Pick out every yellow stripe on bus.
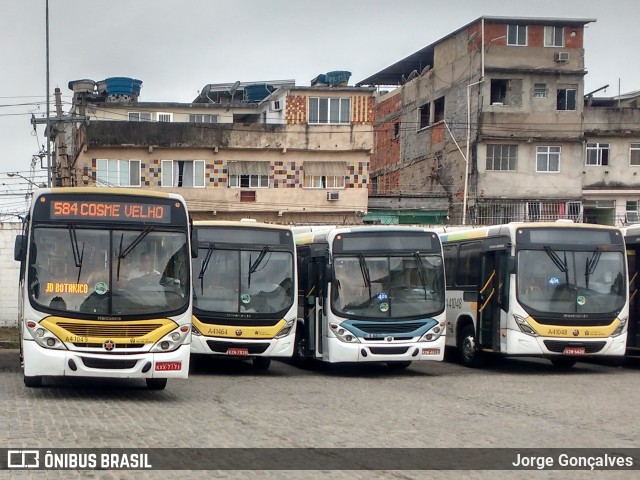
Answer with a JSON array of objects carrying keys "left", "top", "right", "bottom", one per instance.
[
  {"left": 525, "top": 316, "right": 621, "bottom": 338},
  {"left": 193, "top": 316, "right": 286, "bottom": 339},
  {"left": 41, "top": 317, "right": 178, "bottom": 344}
]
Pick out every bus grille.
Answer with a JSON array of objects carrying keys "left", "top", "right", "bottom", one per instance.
[
  {"left": 206, "top": 340, "right": 270, "bottom": 354},
  {"left": 80, "top": 357, "right": 138, "bottom": 369},
  {"left": 368, "top": 346, "right": 410, "bottom": 355},
  {"left": 73, "top": 343, "right": 145, "bottom": 349},
  {"left": 57, "top": 323, "right": 163, "bottom": 337},
  {"left": 543, "top": 340, "right": 606, "bottom": 354},
  {"left": 354, "top": 323, "right": 425, "bottom": 334}
]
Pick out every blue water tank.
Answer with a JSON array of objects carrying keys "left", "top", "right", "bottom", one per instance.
[
  {"left": 105, "top": 77, "right": 138, "bottom": 95},
  {"left": 325, "top": 71, "right": 351, "bottom": 85},
  {"left": 244, "top": 84, "right": 274, "bottom": 102}
]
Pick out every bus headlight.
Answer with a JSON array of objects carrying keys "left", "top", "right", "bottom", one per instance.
[
  {"left": 329, "top": 323, "right": 360, "bottom": 343},
  {"left": 420, "top": 322, "right": 446, "bottom": 342},
  {"left": 275, "top": 319, "right": 295, "bottom": 339},
  {"left": 612, "top": 317, "right": 628, "bottom": 337},
  {"left": 25, "top": 322, "right": 67, "bottom": 350},
  {"left": 514, "top": 314, "right": 538, "bottom": 336},
  {"left": 150, "top": 326, "right": 190, "bottom": 353}
]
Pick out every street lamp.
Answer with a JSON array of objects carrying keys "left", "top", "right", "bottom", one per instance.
[{"left": 7, "top": 173, "right": 46, "bottom": 188}]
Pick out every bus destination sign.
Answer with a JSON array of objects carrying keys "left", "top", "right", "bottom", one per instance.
[{"left": 48, "top": 200, "right": 172, "bottom": 224}]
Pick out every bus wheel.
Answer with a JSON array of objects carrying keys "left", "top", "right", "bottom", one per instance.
[
  {"left": 146, "top": 378, "right": 167, "bottom": 390},
  {"left": 24, "top": 375, "right": 42, "bottom": 388},
  {"left": 387, "top": 361, "right": 412, "bottom": 370},
  {"left": 253, "top": 357, "right": 271, "bottom": 371},
  {"left": 550, "top": 357, "right": 577, "bottom": 369},
  {"left": 460, "top": 324, "right": 483, "bottom": 368}
]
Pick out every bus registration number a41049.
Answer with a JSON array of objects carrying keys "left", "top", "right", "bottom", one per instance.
[{"left": 155, "top": 361, "right": 182, "bottom": 371}]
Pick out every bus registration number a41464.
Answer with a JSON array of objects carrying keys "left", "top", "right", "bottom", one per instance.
[{"left": 155, "top": 361, "right": 182, "bottom": 371}]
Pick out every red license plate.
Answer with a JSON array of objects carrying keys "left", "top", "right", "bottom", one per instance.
[
  {"left": 422, "top": 348, "right": 441, "bottom": 355},
  {"left": 563, "top": 347, "right": 585, "bottom": 356},
  {"left": 155, "top": 361, "right": 182, "bottom": 371},
  {"left": 227, "top": 348, "right": 249, "bottom": 357}
]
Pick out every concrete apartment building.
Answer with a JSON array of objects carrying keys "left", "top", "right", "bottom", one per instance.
[
  {"left": 53, "top": 74, "right": 374, "bottom": 223},
  {"left": 358, "top": 16, "right": 640, "bottom": 226}
]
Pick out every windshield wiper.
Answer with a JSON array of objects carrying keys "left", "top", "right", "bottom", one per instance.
[
  {"left": 116, "top": 226, "right": 154, "bottom": 281},
  {"left": 543, "top": 246, "right": 570, "bottom": 287},
  {"left": 585, "top": 247, "right": 602, "bottom": 289},
  {"left": 68, "top": 225, "right": 85, "bottom": 284},
  {"left": 198, "top": 244, "right": 215, "bottom": 295},
  {"left": 248, "top": 246, "right": 270, "bottom": 288},
  {"left": 413, "top": 252, "right": 428, "bottom": 300},
  {"left": 357, "top": 254, "right": 372, "bottom": 299}
]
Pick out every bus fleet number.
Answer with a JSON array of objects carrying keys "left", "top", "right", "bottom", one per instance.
[{"left": 446, "top": 298, "right": 463, "bottom": 309}]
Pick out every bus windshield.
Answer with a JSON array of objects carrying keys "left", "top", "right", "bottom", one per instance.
[
  {"left": 28, "top": 226, "right": 189, "bottom": 316},
  {"left": 517, "top": 248, "right": 626, "bottom": 315},
  {"left": 193, "top": 247, "right": 294, "bottom": 315},
  {"left": 332, "top": 254, "right": 445, "bottom": 319}
]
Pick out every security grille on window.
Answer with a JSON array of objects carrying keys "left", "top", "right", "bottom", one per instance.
[
  {"left": 96, "top": 159, "right": 141, "bottom": 187},
  {"left": 507, "top": 24, "right": 527, "bottom": 46},
  {"left": 303, "top": 161, "right": 346, "bottom": 188},
  {"left": 544, "top": 26, "right": 564, "bottom": 47},
  {"left": 227, "top": 161, "right": 270, "bottom": 188},
  {"left": 189, "top": 114, "right": 218, "bottom": 123},
  {"left": 157, "top": 113, "right": 172, "bottom": 122},
  {"left": 128, "top": 112, "right": 152, "bottom": 122},
  {"left": 586, "top": 143, "right": 610, "bottom": 166},
  {"left": 557, "top": 87, "right": 577, "bottom": 110},
  {"left": 533, "top": 83, "right": 547, "bottom": 98},
  {"left": 630, "top": 143, "right": 640, "bottom": 166},
  {"left": 536, "top": 146, "right": 561, "bottom": 172},
  {"left": 486, "top": 144, "right": 517, "bottom": 171},
  {"left": 308, "top": 97, "right": 351, "bottom": 124},
  {"left": 162, "top": 160, "right": 206, "bottom": 187}
]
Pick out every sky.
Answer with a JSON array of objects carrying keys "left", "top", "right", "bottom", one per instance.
[{"left": 0, "top": 0, "right": 639, "bottom": 216}]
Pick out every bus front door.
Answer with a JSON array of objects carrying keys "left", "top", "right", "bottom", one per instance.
[
  {"left": 478, "top": 247, "right": 509, "bottom": 352},
  {"left": 627, "top": 248, "right": 639, "bottom": 351}
]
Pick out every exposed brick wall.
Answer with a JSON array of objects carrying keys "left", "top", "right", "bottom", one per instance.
[
  {"left": 286, "top": 95, "right": 307, "bottom": 125},
  {"left": 371, "top": 94, "right": 401, "bottom": 173}
]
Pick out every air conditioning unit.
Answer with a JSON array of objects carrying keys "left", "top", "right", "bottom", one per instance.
[
  {"left": 271, "top": 100, "right": 282, "bottom": 112},
  {"left": 327, "top": 191, "right": 340, "bottom": 201},
  {"left": 554, "top": 52, "right": 569, "bottom": 62}
]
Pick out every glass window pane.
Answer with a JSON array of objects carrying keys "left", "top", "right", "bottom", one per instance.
[
  {"left": 161, "top": 160, "right": 173, "bottom": 187},
  {"left": 340, "top": 98, "right": 350, "bottom": 123},
  {"left": 329, "top": 98, "right": 340, "bottom": 123},
  {"left": 308, "top": 98, "right": 319, "bottom": 123},
  {"left": 129, "top": 160, "right": 140, "bottom": 186},
  {"left": 107, "top": 159, "right": 118, "bottom": 186},
  {"left": 319, "top": 98, "right": 328, "bottom": 123},
  {"left": 96, "top": 159, "right": 108, "bottom": 185},
  {"left": 194, "top": 160, "right": 205, "bottom": 187}
]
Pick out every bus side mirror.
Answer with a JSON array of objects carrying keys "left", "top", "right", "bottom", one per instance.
[
  {"left": 14, "top": 235, "right": 26, "bottom": 262},
  {"left": 324, "top": 263, "right": 333, "bottom": 283},
  {"left": 191, "top": 227, "right": 198, "bottom": 258}
]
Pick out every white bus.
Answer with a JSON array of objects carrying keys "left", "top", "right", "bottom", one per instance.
[
  {"left": 190, "top": 221, "right": 297, "bottom": 370},
  {"left": 439, "top": 222, "right": 628, "bottom": 368},
  {"left": 622, "top": 224, "right": 640, "bottom": 356},
  {"left": 294, "top": 226, "right": 446, "bottom": 368},
  {"left": 14, "top": 188, "right": 196, "bottom": 389}
]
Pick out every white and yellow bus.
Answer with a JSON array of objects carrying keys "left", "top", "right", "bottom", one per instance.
[
  {"left": 439, "top": 222, "right": 628, "bottom": 368},
  {"left": 190, "top": 221, "right": 297, "bottom": 370},
  {"left": 294, "top": 226, "right": 446, "bottom": 368},
  {"left": 14, "top": 188, "right": 196, "bottom": 389}
]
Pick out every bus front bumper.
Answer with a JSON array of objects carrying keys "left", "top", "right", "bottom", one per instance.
[
  {"left": 191, "top": 334, "right": 294, "bottom": 358},
  {"left": 324, "top": 336, "right": 446, "bottom": 363},
  {"left": 506, "top": 329, "right": 627, "bottom": 357},
  {"left": 23, "top": 340, "right": 190, "bottom": 379}
]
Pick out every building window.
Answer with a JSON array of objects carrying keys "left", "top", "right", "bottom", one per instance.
[
  {"left": 630, "top": 142, "right": 640, "bottom": 166},
  {"left": 586, "top": 143, "right": 610, "bottom": 166},
  {"left": 189, "top": 114, "right": 218, "bottom": 123},
  {"left": 491, "top": 80, "right": 508, "bottom": 104},
  {"left": 96, "top": 159, "right": 141, "bottom": 187},
  {"left": 392, "top": 122, "right": 400, "bottom": 139},
  {"left": 536, "top": 146, "right": 561, "bottom": 172},
  {"left": 303, "top": 161, "right": 346, "bottom": 188},
  {"left": 308, "top": 97, "right": 351, "bottom": 124},
  {"left": 557, "top": 88, "right": 577, "bottom": 110},
  {"left": 157, "top": 112, "right": 173, "bottom": 122},
  {"left": 507, "top": 24, "right": 527, "bottom": 46},
  {"left": 486, "top": 144, "right": 517, "bottom": 171},
  {"left": 433, "top": 97, "right": 445, "bottom": 122},
  {"left": 128, "top": 112, "right": 151, "bottom": 122},
  {"left": 162, "top": 160, "right": 205, "bottom": 187},
  {"left": 418, "top": 103, "right": 430, "bottom": 129},
  {"left": 227, "top": 161, "right": 269, "bottom": 188},
  {"left": 534, "top": 83, "right": 547, "bottom": 98},
  {"left": 544, "top": 26, "right": 564, "bottom": 47},
  {"left": 626, "top": 201, "right": 639, "bottom": 223}
]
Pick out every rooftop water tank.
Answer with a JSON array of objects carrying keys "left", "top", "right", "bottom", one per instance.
[
  {"left": 325, "top": 71, "right": 351, "bottom": 86},
  {"left": 244, "top": 84, "right": 274, "bottom": 102}
]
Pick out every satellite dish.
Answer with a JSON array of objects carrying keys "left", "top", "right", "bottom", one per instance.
[
  {"left": 228, "top": 81, "right": 241, "bottom": 97},
  {"left": 468, "top": 31, "right": 478, "bottom": 44}
]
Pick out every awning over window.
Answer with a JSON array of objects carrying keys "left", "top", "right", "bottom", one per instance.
[
  {"left": 227, "top": 161, "right": 270, "bottom": 176},
  {"left": 303, "top": 161, "right": 347, "bottom": 176}
]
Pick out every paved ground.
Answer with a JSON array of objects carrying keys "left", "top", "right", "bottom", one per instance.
[{"left": 1, "top": 350, "right": 639, "bottom": 479}]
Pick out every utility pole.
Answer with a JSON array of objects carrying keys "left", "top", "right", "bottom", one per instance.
[
  {"left": 54, "top": 88, "right": 71, "bottom": 186},
  {"left": 45, "top": 0, "right": 51, "bottom": 187}
]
